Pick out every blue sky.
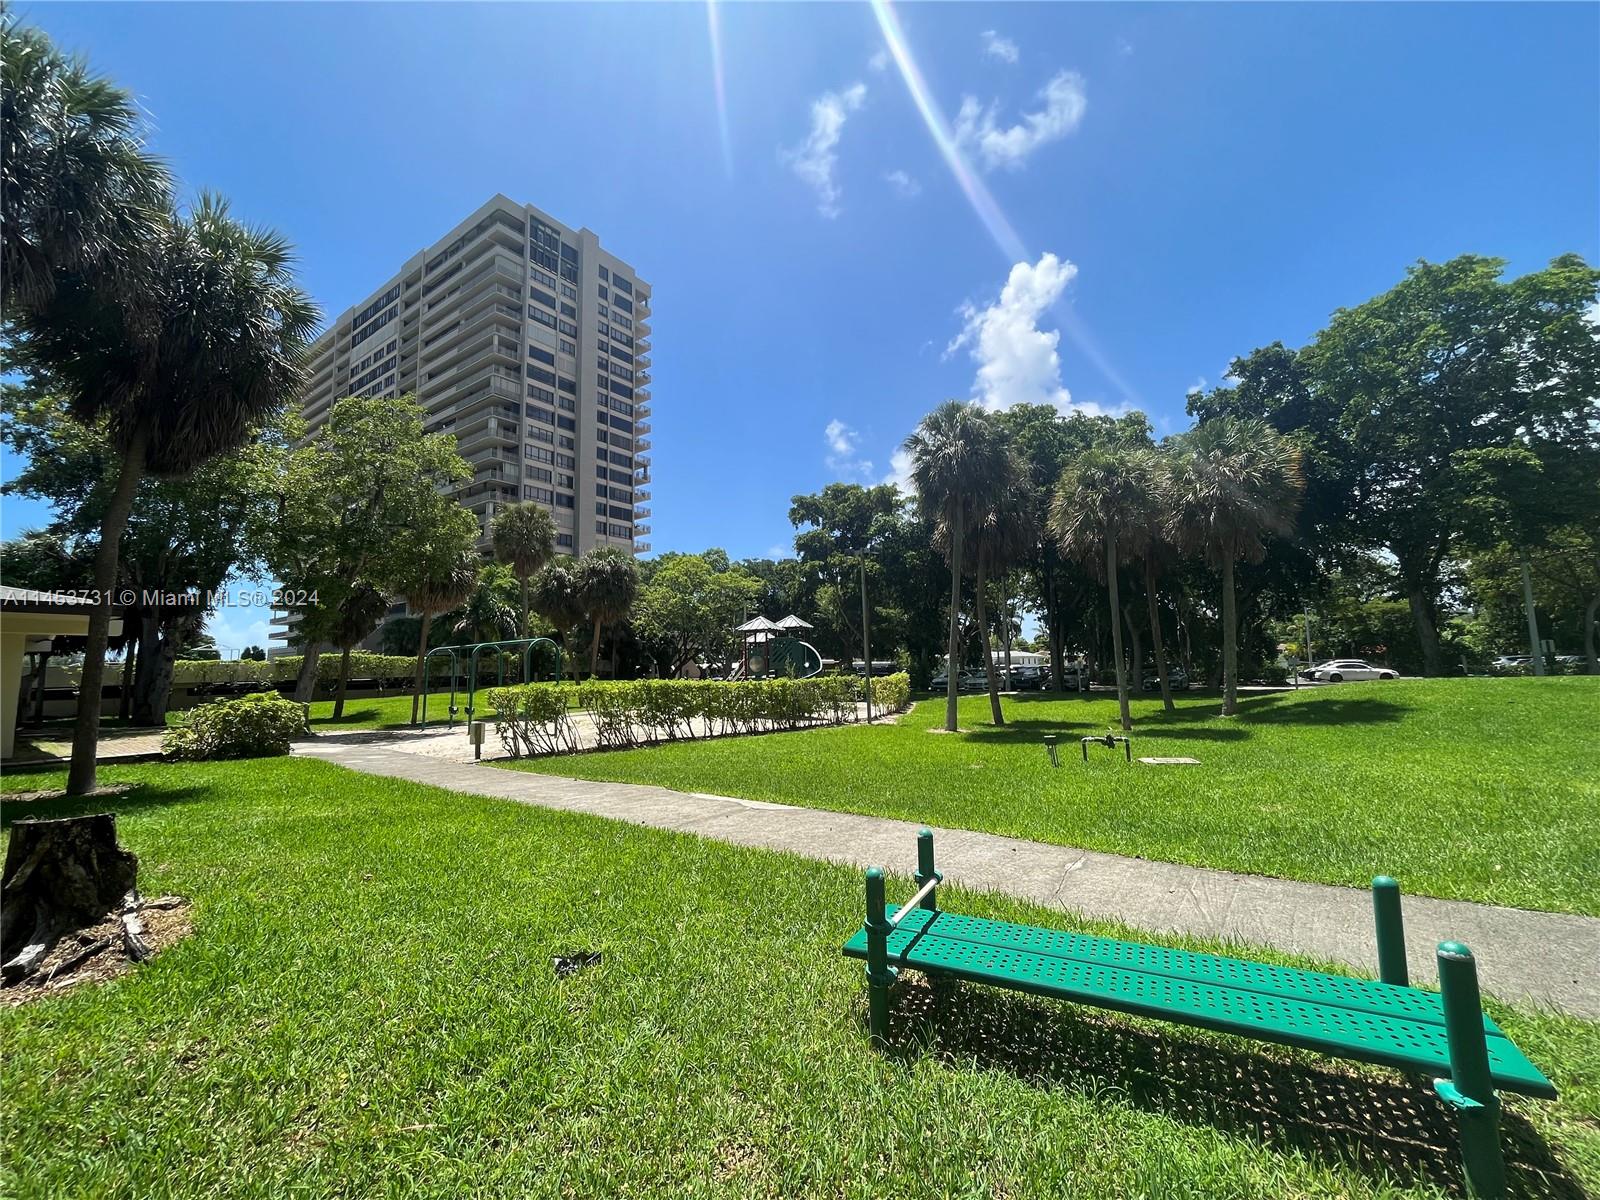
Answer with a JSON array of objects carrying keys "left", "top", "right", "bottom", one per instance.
[{"left": 5, "top": 2, "right": 1597, "bottom": 653}]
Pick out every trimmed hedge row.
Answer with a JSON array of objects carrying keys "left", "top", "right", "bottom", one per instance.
[{"left": 486, "top": 673, "right": 911, "bottom": 758}]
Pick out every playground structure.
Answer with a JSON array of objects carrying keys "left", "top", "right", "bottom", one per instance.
[
  {"left": 418, "top": 637, "right": 562, "bottom": 729},
  {"left": 731, "top": 615, "right": 823, "bottom": 680}
]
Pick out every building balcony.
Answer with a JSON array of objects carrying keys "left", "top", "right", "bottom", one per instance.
[
  {"left": 634, "top": 437, "right": 651, "bottom": 452},
  {"left": 634, "top": 420, "right": 651, "bottom": 436},
  {"left": 634, "top": 541, "right": 651, "bottom": 554},
  {"left": 636, "top": 371, "right": 650, "bottom": 385},
  {"left": 634, "top": 505, "right": 651, "bottom": 519},
  {"left": 634, "top": 487, "right": 650, "bottom": 501},
  {"left": 420, "top": 298, "right": 522, "bottom": 358},
  {"left": 634, "top": 353, "right": 650, "bottom": 369},
  {"left": 634, "top": 464, "right": 651, "bottom": 485},
  {"left": 634, "top": 522, "right": 651, "bottom": 537},
  {"left": 421, "top": 335, "right": 521, "bottom": 395},
  {"left": 456, "top": 415, "right": 521, "bottom": 456}
]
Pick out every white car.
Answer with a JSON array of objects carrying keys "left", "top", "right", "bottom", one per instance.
[{"left": 1308, "top": 659, "right": 1398, "bottom": 682}]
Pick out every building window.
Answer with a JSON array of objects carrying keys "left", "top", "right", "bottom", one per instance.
[
  {"left": 527, "top": 365, "right": 556, "bottom": 386},
  {"left": 524, "top": 486, "right": 555, "bottom": 504},
  {"left": 557, "top": 415, "right": 575, "bottom": 431},
  {"left": 530, "top": 287, "right": 557, "bottom": 310},
  {"left": 560, "top": 283, "right": 577, "bottom": 301},
  {"left": 526, "top": 405, "right": 555, "bottom": 425},
  {"left": 555, "top": 493, "right": 574, "bottom": 509},
  {"left": 598, "top": 265, "right": 609, "bottom": 281},
  {"left": 558, "top": 319, "right": 578, "bottom": 338},
  {"left": 599, "top": 285, "right": 609, "bottom": 301},
  {"left": 612, "top": 275, "right": 633, "bottom": 296},
  {"left": 528, "top": 346, "right": 555, "bottom": 366},
  {"left": 529, "top": 307, "right": 556, "bottom": 330},
  {"left": 557, "top": 533, "right": 573, "bottom": 549},
  {"left": 612, "top": 295, "right": 633, "bottom": 315},
  {"left": 560, "top": 301, "right": 577, "bottom": 320},
  {"left": 531, "top": 267, "right": 557, "bottom": 289},
  {"left": 558, "top": 338, "right": 576, "bottom": 356},
  {"left": 528, "top": 384, "right": 556, "bottom": 404}
]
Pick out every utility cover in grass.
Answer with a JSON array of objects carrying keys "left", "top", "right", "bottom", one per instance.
[{"left": 1138, "top": 757, "right": 1201, "bottom": 765}]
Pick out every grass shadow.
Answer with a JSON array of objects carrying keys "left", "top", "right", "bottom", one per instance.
[
  {"left": 1, "top": 780, "right": 214, "bottom": 829},
  {"left": 866, "top": 975, "right": 1581, "bottom": 1200}
]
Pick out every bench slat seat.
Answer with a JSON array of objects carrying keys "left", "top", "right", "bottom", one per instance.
[{"left": 843, "top": 905, "right": 1555, "bottom": 1099}]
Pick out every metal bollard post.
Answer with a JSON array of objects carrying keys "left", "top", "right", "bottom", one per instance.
[
  {"left": 915, "top": 828, "right": 938, "bottom": 911},
  {"left": 1436, "top": 942, "right": 1505, "bottom": 1199},
  {"left": 1043, "top": 735, "right": 1059, "bottom": 768},
  {"left": 864, "top": 868, "right": 897, "bottom": 1048},
  {"left": 470, "top": 720, "right": 487, "bottom": 761},
  {"left": 1372, "top": 876, "right": 1408, "bottom": 987}
]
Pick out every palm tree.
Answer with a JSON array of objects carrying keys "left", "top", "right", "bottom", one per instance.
[
  {"left": 1, "top": 23, "right": 171, "bottom": 312},
  {"left": 530, "top": 558, "right": 585, "bottom": 680},
  {"left": 959, "top": 462, "right": 1037, "bottom": 726},
  {"left": 447, "top": 565, "right": 520, "bottom": 647},
  {"left": 904, "top": 401, "right": 1012, "bottom": 731},
  {"left": 1137, "top": 447, "right": 1180, "bottom": 714},
  {"left": 12, "top": 193, "right": 317, "bottom": 794},
  {"left": 393, "top": 512, "right": 480, "bottom": 723},
  {"left": 329, "top": 582, "right": 390, "bottom": 721},
  {"left": 1168, "top": 417, "right": 1304, "bottom": 716},
  {"left": 1051, "top": 446, "right": 1155, "bottom": 732},
  {"left": 491, "top": 502, "right": 557, "bottom": 637},
  {"left": 576, "top": 547, "right": 640, "bottom": 678}
]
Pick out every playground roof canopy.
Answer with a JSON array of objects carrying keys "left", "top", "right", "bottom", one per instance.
[
  {"left": 775, "top": 614, "right": 814, "bottom": 631},
  {"left": 735, "top": 615, "right": 781, "bottom": 633}
]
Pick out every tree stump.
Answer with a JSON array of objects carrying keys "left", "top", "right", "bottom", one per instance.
[{"left": 1, "top": 814, "right": 139, "bottom": 985}]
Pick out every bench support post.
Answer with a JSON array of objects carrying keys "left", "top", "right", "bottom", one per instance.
[
  {"left": 1436, "top": 942, "right": 1505, "bottom": 1200},
  {"left": 864, "top": 868, "right": 897, "bottom": 1048},
  {"left": 915, "top": 828, "right": 937, "bottom": 912},
  {"left": 1372, "top": 876, "right": 1408, "bottom": 987}
]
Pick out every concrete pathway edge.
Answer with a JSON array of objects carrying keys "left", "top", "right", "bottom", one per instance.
[{"left": 294, "top": 740, "right": 1600, "bottom": 1020}]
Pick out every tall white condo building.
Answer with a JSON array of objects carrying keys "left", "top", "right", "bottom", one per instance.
[{"left": 295, "top": 194, "right": 652, "bottom": 557}]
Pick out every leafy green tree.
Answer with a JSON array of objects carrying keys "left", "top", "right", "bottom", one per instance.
[
  {"left": 904, "top": 401, "right": 1011, "bottom": 731},
  {"left": 1051, "top": 447, "right": 1155, "bottom": 731},
  {"left": 264, "top": 395, "right": 471, "bottom": 704},
  {"left": 633, "top": 553, "right": 763, "bottom": 676},
  {"left": 1302, "top": 254, "right": 1599, "bottom": 675},
  {"left": 7, "top": 194, "right": 316, "bottom": 792},
  {"left": 788, "top": 483, "right": 901, "bottom": 666},
  {"left": 328, "top": 582, "right": 390, "bottom": 720},
  {"left": 490, "top": 502, "right": 557, "bottom": 637},
  {"left": 576, "top": 547, "right": 640, "bottom": 677},
  {"left": 530, "top": 559, "right": 585, "bottom": 680},
  {"left": 1168, "top": 417, "right": 1304, "bottom": 716},
  {"left": 241, "top": 646, "right": 266, "bottom": 662},
  {"left": 391, "top": 511, "right": 481, "bottom": 722}
]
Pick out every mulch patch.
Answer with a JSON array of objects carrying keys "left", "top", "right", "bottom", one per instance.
[{"left": 1, "top": 898, "right": 192, "bottom": 1007}]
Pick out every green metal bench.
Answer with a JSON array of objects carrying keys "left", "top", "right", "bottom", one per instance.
[{"left": 843, "top": 830, "right": 1555, "bottom": 1199}]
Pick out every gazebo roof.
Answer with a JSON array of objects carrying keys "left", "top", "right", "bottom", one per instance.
[
  {"left": 735, "top": 615, "right": 782, "bottom": 633},
  {"left": 775, "top": 614, "right": 815, "bottom": 631}
]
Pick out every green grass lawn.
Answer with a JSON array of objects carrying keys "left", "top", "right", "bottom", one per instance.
[
  {"left": 303, "top": 692, "right": 477, "bottom": 731},
  {"left": 1, "top": 758, "right": 1594, "bottom": 1198},
  {"left": 501, "top": 678, "right": 1600, "bottom": 916}
]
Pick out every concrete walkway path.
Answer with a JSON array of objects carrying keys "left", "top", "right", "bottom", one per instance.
[{"left": 295, "top": 739, "right": 1600, "bottom": 1019}]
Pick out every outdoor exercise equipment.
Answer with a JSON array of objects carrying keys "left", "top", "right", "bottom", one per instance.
[
  {"left": 418, "top": 637, "right": 562, "bottom": 729},
  {"left": 1082, "top": 732, "right": 1132, "bottom": 762},
  {"left": 846, "top": 831, "right": 1555, "bottom": 1200}
]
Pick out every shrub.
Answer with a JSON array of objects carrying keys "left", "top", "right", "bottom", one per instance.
[
  {"left": 163, "top": 691, "right": 307, "bottom": 761},
  {"left": 485, "top": 683, "right": 577, "bottom": 757},
  {"left": 487, "top": 674, "right": 912, "bottom": 757}
]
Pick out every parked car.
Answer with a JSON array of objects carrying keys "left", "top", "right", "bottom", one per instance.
[
  {"left": 929, "top": 669, "right": 989, "bottom": 692},
  {"left": 1307, "top": 659, "right": 1398, "bottom": 682},
  {"left": 1005, "top": 665, "right": 1046, "bottom": 690},
  {"left": 1140, "top": 665, "right": 1189, "bottom": 691}
]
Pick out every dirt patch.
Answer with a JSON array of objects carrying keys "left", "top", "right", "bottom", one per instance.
[
  {"left": 2, "top": 783, "right": 136, "bottom": 805},
  {"left": 1, "top": 898, "right": 192, "bottom": 1007}
]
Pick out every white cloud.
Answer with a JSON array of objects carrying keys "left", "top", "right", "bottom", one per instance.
[
  {"left": 782, "top": 83, "right": 867, "bottom": 218},
  {"left": 824, "top": 418, "right": 874, "bottom": 478},
  {"left": 980, "top": 30, "right": 1019, "bottom": 64},
  {"left": 1115, "top": 36, "right": 1135, "bottom": 57},
  {"left": 946, "top": 253, "right": 1107, "bottom": 416},
  {"left": 954, "top": 70, "right": 1087, "bottom": 172},
  {"left": 1187, "top": 376, "right": 1208, "bottom": 396},
  {"left": 882, "top": 447, "right": 916, "bottom": 494},
  {"left": 205, "top": 583, "right": 276, "bottom": 657},
  {"left": 764, "top": 542, "right": 789, "bottom": 560},
  {"left": 1585, "top": 299, "right": 1600, "bottom": 327},
  {"left": 868, "top": 48, "right": 889, "bottom": 72},
  {"left": 883, "top": 168, "right": 921, "bottom": 198}
]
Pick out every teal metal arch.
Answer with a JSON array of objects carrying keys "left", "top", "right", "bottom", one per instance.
[{"left": 419, "top": 637, "right": 562, "bottom": 729}]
